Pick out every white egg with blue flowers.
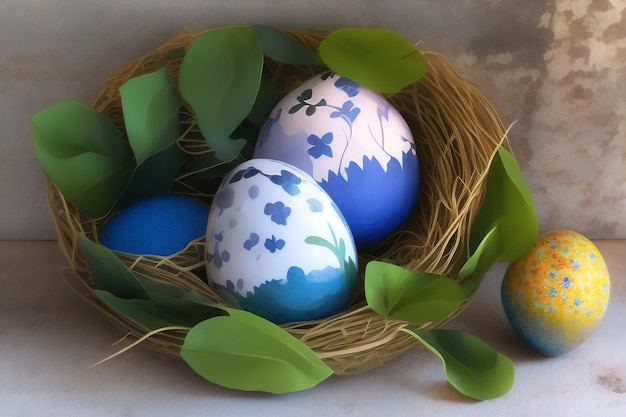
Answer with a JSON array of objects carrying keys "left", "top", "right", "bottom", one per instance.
[{"left": 205, "top": 158, "right": 358, "bottom": 324}]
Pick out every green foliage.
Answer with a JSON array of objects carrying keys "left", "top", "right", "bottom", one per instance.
[
  {"left": 95, "top": 290, "right": 224, "bottom": 330},
  {"left": 460, "top": 147, "right": 539, "bottom": 295},
  {"left": 252, "top": 25, "right": 321, "bottom": 65},
  {"left": 364, "top": 261, "right": 467, "bottom": 324},
  {"left": 179, "top": 26, "right": 264, "bottom": 160},
  {"left": 79, "top": 234, "right": 149, "bottom": 300},
  {"left": 32, "top": 101, "right": 134, "bottom": 218},
  {"left": 113, "top": 144, "right": 190, "bottom": 211},
  {"left": 180, "top": 308, "right": 333, "bottom": 393},
  {"left": 80, "top": 235, "right": 224, "bottom": 330},
  {"left": 404, "top": 328, "right": 515, "bottom": 400},
  {"left": 319, "top": 28, "right": 428, "bottom": 93},
  {"left": 119, "top": 67, "right": 183, "bottom": 165},
  {"left": 245, "top": 67, "right": 282, "bottom": 127}
]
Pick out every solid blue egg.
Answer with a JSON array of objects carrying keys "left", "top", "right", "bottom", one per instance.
[{"left": 98, "top": 195, "right": 209, "bottom": 256}]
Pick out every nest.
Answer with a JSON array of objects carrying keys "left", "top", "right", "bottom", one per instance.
[{"left": 46, "top": 29, "right": 506, "bottom": 376}]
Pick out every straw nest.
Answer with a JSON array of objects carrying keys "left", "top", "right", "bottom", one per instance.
[{"left": 46, "top": 29, "right": 506, "bottom": 376}]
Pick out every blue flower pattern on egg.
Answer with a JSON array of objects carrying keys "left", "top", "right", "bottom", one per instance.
[
  {"left": 268, "top": 170, "right": 302, "bottom": 196},
  {"left": 264, "top": 235, "right": 286, "bottom": 253},
  {"left": 211, "top": 232, "right": 230, "bottom": 270},
  {"left": 214, "top": 186, "right": 234, "bottom": 215},
  {"left": 253, "top": 72, "right": 420, "bottom": 248},
  {"left": 307, "top": 132, "right": 334, "bottom": 159},
  {"left": 264, "top": 201, "right": 291, "bottom": 225},
  {"left": 243, "top": 233, "right": 259, "bottom": 250},
  {"left": 205, "top": 159, "right": 358, "bottom": 324},
  {"left": 329, "top": 100, "right": 360, "bottom": 124},
  {"left": 307, "top": 198, "right": 323, "bottom": 212},
  {"left": 248, "top": 185, "right": 259, "bottom": 199},
  {"left": 334, "top": 76, "right": 360, "bottom": 97}
]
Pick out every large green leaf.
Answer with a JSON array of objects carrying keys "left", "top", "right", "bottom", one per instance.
[
  {"left": 95, "top": 290, "right": 225, "bottom": 330},
  {"left": 365, "top": 261, "right": 467, "bottom": 324},
  {"left": 32, "top": 101, "right": 134, "bottom": 218},
  {"left": 119, "top": 67, "right": 183, "bottom": 165},
  {"left": 404, "top": 328, "right": 515, "bottom": 400},
  {"left": 468, "top": 147, "right": 537, "bottom": 260},
  {"left": 179, "top": 26, "right": 264, "bottom": 160},
  {"left": 319, "top": 28, "right": 428, "bottom": 93},
  {"left": 180, "top": 308, "right": 333, "bottom": 393},
  {"left": 251, "top": 25, "right": 321, "bottom": 65},
  {"left": 460, "top": 147, "right": 538, "bottom": 295},
  {"left": 79, "top": 234, "right": 148, "bottom": 300}
]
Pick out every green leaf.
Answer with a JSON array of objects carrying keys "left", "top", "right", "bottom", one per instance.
[
  {"left": 245, "top": 67, "right": 282, "bottom": 127},
  {"left": 460, "top": 147, "right": 538, "bottom": 293},
  {"left": 113, "top": 144, "right": 190, "bottom": 210},
  {"left": 79, "top": 234, "right": 148, "bottom": 300},
  {"left": 468, "top": 147, "right": 537, "bottom": 260},
  {"left": 179, "top": 26, "right": 264, "bottom": 160},
  {"left": 404, "top": 328, "right": 515, "bottom": 400},
  {"left": 459, "top": 221, "right": 502, "bottom": 296},
  {"left": 365, "top": 261, "right": 467, "bottom": 324},
  {"left": 319, "top": 28, "right": 428, "bottom": 93},
  {"left": 32, "top": 101, "right": 134, "bottom": 218},
  {"left": 150, "top": 292, "right": 226, "bottom": 322},
  {"left": 203, "top": 129, "right": 248, "bottom": 162},
  {"left": 180, "top": 308, "right": 333, "bottom": 393},
  {"left": 251, "top": 25, "right": 321, "bottom": 65},
  {"left": 120, "top": 67, "right": 183, "bottom": 165},
  {"left": 95, "top": 290, "right": 225, "bottom": 330},
  {"left": 95, "top": 290, "right": 171, "bottom": 329}
]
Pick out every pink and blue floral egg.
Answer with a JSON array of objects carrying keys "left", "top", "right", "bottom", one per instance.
[
  {"left": 98, "top": 195, "right": 209, "bottom": 256},
  {"left": 205, "top": 158, "right": 358, "bottom": 324},
  {"left": 254, "top": 72, "right": 420, "bottom": 248}
]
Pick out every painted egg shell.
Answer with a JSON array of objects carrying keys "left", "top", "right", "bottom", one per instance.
[
  {"left": 98, "top": 195, "right": 209, "bottom": 256},
  {"left": 501, "top": 230, "right": 610, "bottom": 356},
  {"left": 205, "top": 158, "right": 359, "bottom": 324},
  {"left": 253, "top": 72, "right": 420, "bottom": 248}
]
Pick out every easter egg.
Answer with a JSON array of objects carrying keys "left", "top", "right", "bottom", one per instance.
[
  {"left": 501, "top": 230, "right": 610, "bottom": 356},
  {"left": 205, "top": 158, "right": 359, "bottom": 324},
  {"left": 253, "top": 72, "right": 420, "bottom": 248},
  {"left": 98, "top": 195, "right": 209, "bottom": 256}
]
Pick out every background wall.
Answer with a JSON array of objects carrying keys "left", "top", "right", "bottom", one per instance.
[{"left": 1, "top": 0, "right": 624, "bottom": 240}]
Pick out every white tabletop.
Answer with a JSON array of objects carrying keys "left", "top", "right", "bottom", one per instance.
[{"left": 2, "top": 240, "right": 625, "bottom": 416}]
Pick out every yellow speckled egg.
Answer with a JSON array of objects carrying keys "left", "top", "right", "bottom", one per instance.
[{"left": 501, "top": 229, "right": 610, "bottom": 356}]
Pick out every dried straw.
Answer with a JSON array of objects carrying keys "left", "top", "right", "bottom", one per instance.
[{"left": 46, "top": 29, "right": 506, "bottom": 376}]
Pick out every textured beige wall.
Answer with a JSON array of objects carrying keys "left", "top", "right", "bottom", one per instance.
[
  {"left": 1, "top": 0, "right": 624, "bottom": 239},
  {"left": 442, "top": 1, "right": 626, "bottom": 239}
]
